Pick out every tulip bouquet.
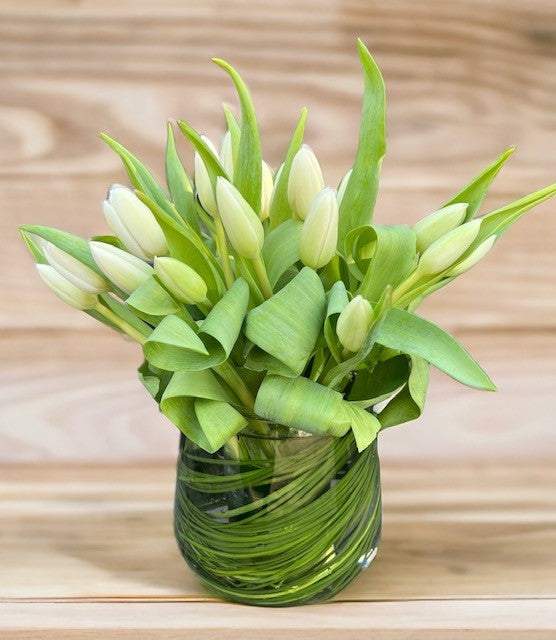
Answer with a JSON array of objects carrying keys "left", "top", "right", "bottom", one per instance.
[{"left": 21, "top": 41, "right": 555, "bottom": 606}]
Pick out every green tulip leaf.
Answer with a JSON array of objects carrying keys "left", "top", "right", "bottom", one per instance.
[
  {"left": 177, "top": 120, "right": 229, "bottom": 188},
  {"left": 378, "top": 356, "right": 429, "bottom": 428},
  {"left": 443, "top": 147, "right": 515, "bottom": 221},
  {"left": 377, "top": 307, "right": 496, "bottom": 390},
  {"left": 255, "top": 375, "right": 350, "bottom": 437},
  {"left": 475, "top": 184, "right": 556, "bottom": 244},
  {"left": 223, "top": 104, "right": 241, "bottom": 156},
  {"left": 137, "top": 360, "right": 172, "bottom": 402},
  {"left": 19, "top": 225, "right": 103, "bottom": 276},
  {"left": 165, "top": 123, "right": 199, "bottom": 234},
  {"left": 144, "top": 279, "right": 249, "bottom": 371},
  {"left": 338, "top": 40, "right": 386, "bottom": 247},
  {"left": 255, "top": 374, "right": 380, "bottom": 450},
  {"left": 269, "top": 108, "right": 307, "bottom": 229},
  {"left": 136, "top": 191, "right": 225, "bottom": 302},
  {"left": 213, "top": 58, "right": 262, "bottom": 214},
  {"left": 245, "top": 268, "right": 326, "bottom": 376},
  {"left": 343, "top": 403, "right": 381, "bottom": 452},
  {"left": 126, "top": 276, "right": 182, "bottom": 317},
  {"left": 100, "top": 133, "right": 178, "bottom": 220},
  {"left": 358, "top": 225, "right": 416, "bottom": 302},
  {"left": 343, "top": 225, "right": 377, "bottom": 281},
  {"left": 262, "top": 219, "right": 303, "bottom": 287},
  {"left": 348, "top": 355, "right": 410, "bottom": 408},
  {"left": 161, "top": 369, "right": 247, "bottom": 452},
  {"left": 20, "top": 228, "right": 47, "bottom": 263},
  {"left": 97, "top": 294, "right": 153, "bottom": 338},
  {"left": 324, "top": 280, "right": 349, "bottom": 362}
]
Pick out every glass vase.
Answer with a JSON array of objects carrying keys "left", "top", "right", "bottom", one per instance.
[{"left": 173, "top": 427, "right": 381, "bottom": 607}]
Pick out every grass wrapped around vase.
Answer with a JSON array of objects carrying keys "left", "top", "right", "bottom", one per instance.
[{"left": 21, "top": 40, "right": 555, "bottom": 607}]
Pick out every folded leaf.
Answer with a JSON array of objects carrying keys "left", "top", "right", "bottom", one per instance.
[
  {"left": 245, "top": 268, "right": 326, "bottom": 376},
  {"left": 377, "top": 307, "right": 496, "bottom": 390},
  {"left": 254, "top": 375, "right": 350, "bottom": 437},
  {"left": 20, "top": 229, "right": 47, "bottom": 263},
  {"left": 213, "top": 58, "right": 262, "bottom": 214},
  {"left": 344, "top": 225, "right": 377, "bottom": 281},
  {"left": 349, "top": 355, "right": 409, "bottom": 408},
  {"left": 262, "top": 219, "right": 303, "bottom": 287},
  {"left": 255, "top": 374, "right": 380, "bottom": 450},
  {"left": 324, "top": 280, "right": 349, "bottom": 362},
  {"left": 137, "top": 360, "right": 172, "bottom": 402},
  {"left": 443, "top": 147, "right": 515, "bottom": 221},
  {"left": 358, "top": 225, "right": 416, "bottom": 302},
  {"left": 378, "top": 356, "right": 429, "bottom": 428},
  {"left": 338, "top": 40, "right": 386, "bottom": 247},
  {"left": 269, "top": 108, "right": 307, "bottom": 230},
  {"left": 144, "top": 279, "right": 249, "bottom": 371},
  {"left": 126, "top": 276, "right": 181, "bottom": 317},
  {"left": 161, "top": 369, "right": 247, "bottom": 452},
  {"left": 343, "top": 403, "right": 381, "bottom": 452}
]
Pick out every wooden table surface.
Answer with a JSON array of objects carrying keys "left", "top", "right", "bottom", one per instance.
[{"left": 1, "top": 461, "right": 555, "bottom": 638}]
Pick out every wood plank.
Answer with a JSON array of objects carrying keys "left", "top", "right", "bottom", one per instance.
[
  {"left": 1, "top": 600, "right": 555, "bottom": 639},
  {"left": 1, "top": 328, "right": 555, "bottom": 462},
  {"left": 1, "top": 463, "right": 555, "bottom": 602},
  {"left": 1, "top": 0, "right": 555, "bottom": 329}
]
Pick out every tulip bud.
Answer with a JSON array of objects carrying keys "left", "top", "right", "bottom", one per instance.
[
  {"left": 413, "top": 203, "right": 468, "bottom": 253},
  {"left": 260, "top": 160, "right": 274, "bottom": 221},
  {"left": 36, "top": 264, "right": 98, "bottom": 310},
  {"left": 287, "top": 145, "right": 324, "bottom": 220},
  {"left": 215, "top": 177, "right": 264, "bottom": 258},
  {"left": 337, "top": 168, "right": 352, "bottom": 207},
  {"left": 43, "top": 242, "right": 109, "bottom": 294},
  {"left": 103, "top": 185, "right": 168, "bottom": 260},
  {"left": 89, "top": 241, "right": 153, "bottom": 294},
  {"left": 194, "top": 135, "right": 219, "bottom": 217},
  {"left": 299, "top": 188, "right": 338, "bottom": 269},
  {"left": 336, "top": 295, "right": 373, "bottom": 353},
  {"left": 417, "top": 219, "right": 482, "bottom": 276},
  {"left": 445, "top": 235, "right": 496, "bottom": 277},
  {"left": 219, "top": 130, "right": 234, "bottom": 179},
  {"left": 154, "top": 256, "right": 208, "bottom": 304}
]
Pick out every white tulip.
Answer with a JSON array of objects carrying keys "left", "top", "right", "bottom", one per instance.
[
  {"left": 103, "top": 185, "right": 168, "bottom": 260},
  {"left": 299, "top": 188, "right": 338, "bottom": 269},
  {"left": 89, "top": 241, "right": 153, "bottom": 294},
  {"left": 215, "top": 178, "right": 264, "bottom": 259},
  {"left": 287, "top": 145, "right": 324, "bottom": 220},
  {"left": 260, "top": 160, "right": 274, "bottom": 221},
  {"left": 36, "top": 264, "right": 98, "bottom": 310},
  {"left": 43, "top": 243, "right": 109, "bottom": 294}
]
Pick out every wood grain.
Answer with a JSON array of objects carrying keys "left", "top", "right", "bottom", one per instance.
[
  {"left": 1, "top": 462, "right": 555, "bottom": 637},
  {"left": 1, "top": 328, "right": 555, "bottom": 462}
]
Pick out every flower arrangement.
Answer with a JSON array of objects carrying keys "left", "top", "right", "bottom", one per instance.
[{"left": 21, "top": 40, "right": 555, "bottom": 606}]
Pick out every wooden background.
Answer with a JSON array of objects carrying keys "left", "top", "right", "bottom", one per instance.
[{"left": 1, "top": 0, "right": 555, "bottom": 463}]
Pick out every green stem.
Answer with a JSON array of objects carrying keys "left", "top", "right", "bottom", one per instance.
[
  {"left": 214, "top": 216, "right": 235, "bottom": 289},
  {"left": 251, "top": 253, "right": 273, "bottom": 300},
  {"left": 213, "top": 360, "right": 256, "bottom": 411},
  {"left": 94, "top": 303, "right": 149, "bottom": 344},
  {"left": 391, "top": 268, "right": 423, "bottom": 304}
]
